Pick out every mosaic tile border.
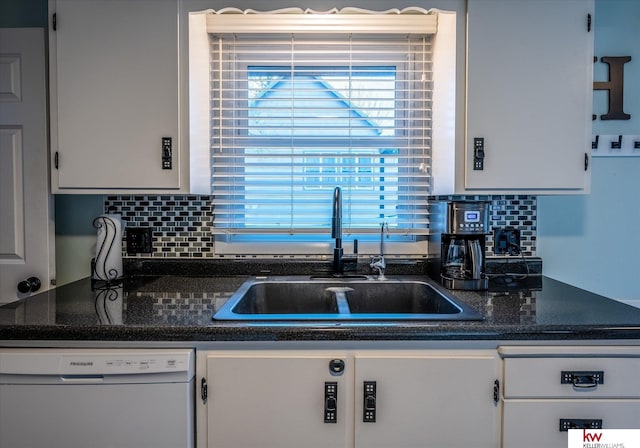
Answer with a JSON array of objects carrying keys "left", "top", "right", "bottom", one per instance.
[{"left": 105, "top": 194, "right": 536, "bottom": 258}]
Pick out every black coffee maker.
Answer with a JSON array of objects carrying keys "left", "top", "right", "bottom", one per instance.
[{"left": 441, "top": 201, "right": 489, "bottom": 290}]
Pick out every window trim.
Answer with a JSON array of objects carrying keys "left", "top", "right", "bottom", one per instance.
[{"left": 188, "top": 8, "right": 458, "bottom": 256}]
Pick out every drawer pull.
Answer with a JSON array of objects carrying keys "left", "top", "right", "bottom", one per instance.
[
  {"left": 559, "top": 418, "right": 603, "bottom": 432},
  {"left": 561, "top": 371, "right": 604, "bottom": 389}
]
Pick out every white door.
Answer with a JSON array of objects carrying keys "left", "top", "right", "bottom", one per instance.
[{"left": 0, "top": 28, "right": 54, "bottom": 304}]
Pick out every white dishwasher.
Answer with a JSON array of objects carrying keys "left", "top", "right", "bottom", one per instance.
[{"left": 0, "top": 348, "right": 194, "bottom": 448}]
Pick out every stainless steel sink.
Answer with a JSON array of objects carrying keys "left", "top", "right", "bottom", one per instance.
[{"left": 213, "top": 276, "right": 483, "bottom": 321}]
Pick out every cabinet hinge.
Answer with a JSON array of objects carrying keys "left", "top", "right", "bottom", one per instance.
[
  {"left": 54, "top": 151, "right": 59, "bottom": 170},
  {"left": 584, "top": 152, "right": 589, "bottom": 171},
  {"left": 52, "top": 13, "right": 57, "bottom": 31},
  {"left": 587, "top": 13, "right": 592, "bottom": 32},
  {"left": 493, "top": 379, "right": 500, "bottom": 405},
  {"left": 201, "top": 377, "right": 208, "bottom": 404}
]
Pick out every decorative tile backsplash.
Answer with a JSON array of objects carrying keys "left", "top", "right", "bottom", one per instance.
[
  {"left": 489, "top": 196, "right": 536, "bottom": 256},
  {"left": 105, "top": 195, "right": 214, "bottom": 258},
  {"left": 105, "top": 194, "right": 536, "bottom": 258},
  {"left": 433, "top": 194, "right": 537, "bottom": 257}
]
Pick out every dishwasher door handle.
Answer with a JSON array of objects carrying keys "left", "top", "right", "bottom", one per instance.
[{"left": 60, "top": 375, "right": 105, "bottom": 383}]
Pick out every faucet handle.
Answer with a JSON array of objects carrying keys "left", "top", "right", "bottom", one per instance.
[{"left": 369, "top": 256, "right": 387, "bottom": 280}]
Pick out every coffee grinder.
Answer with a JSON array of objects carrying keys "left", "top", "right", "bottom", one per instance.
[{"left": 441, "top": 201, "right": 489, "bottom": 290}]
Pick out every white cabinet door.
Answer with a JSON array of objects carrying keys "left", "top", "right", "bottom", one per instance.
[
  {"left": 0, "top": 29, "right": 54, "bottom": 304},
  {"left": 354, "top": 351, "right": 500, "bottom": 448},
  {"left": 50, "top": 0, "right": 180, "bottom": 191},
  {"left": 200, "top": 351, "right": 352, "bottom": 448},
  {"left": 198, "top": 349, "right": 500, "bottom": 448},
  {"left": 465, "top": 0, "right": 593, "bottom": 191}
]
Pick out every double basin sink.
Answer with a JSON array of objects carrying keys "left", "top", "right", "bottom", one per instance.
[{"left": 213, "top": 276, "right": 483, "bottom": 321}]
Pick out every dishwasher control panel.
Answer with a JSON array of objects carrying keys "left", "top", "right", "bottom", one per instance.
[
  {"left": 61, "top": 353, "right": 190, "bottom": 374},
  {"left": 0, "top": 349, "right": 194, "bottom": 377}
]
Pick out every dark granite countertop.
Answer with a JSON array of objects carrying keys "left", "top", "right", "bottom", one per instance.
[{"left": 2, "top": 270, "right": 640, "bottom": 342}]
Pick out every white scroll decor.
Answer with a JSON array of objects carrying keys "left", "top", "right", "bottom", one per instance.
[{"left": 92, "top": 214, "right": 123, "bottom": 283}]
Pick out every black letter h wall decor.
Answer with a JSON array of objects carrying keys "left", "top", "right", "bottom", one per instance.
[{"left": 593, "top": 56, "right": 631, "bottom": 120}]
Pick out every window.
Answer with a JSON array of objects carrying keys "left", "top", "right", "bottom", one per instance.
[{"left": 189, "top": 8, "right": 456, "bottom": 255}]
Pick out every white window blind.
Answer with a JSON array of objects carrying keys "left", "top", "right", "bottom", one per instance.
[{"left": 208, "top": 10, "right": 436, "bottom": 238}]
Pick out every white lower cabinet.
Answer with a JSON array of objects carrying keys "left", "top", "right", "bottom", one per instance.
[
  {"left": 199, "top": 351, "right": 352, "bottom": 448},
  {"left": 196, "top": 349, "right": 501, "bottom": 448},
  {"left": 499, "top": 346, "right": 640, "bottom": 448}
]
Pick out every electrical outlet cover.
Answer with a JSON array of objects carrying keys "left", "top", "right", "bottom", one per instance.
[
  {"left": 494, "top": 228, "right": 521, "bottom": 255},
  {"left": 126, "top": 227, "right": 153, "bottom": 255}
]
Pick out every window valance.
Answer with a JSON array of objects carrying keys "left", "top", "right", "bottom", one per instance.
[{"left": 203, "top": 7, "right": 438, "bottom": 34}]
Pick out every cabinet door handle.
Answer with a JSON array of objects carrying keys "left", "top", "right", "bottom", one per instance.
[
  {"left": 561, "top": 371, "right": 604, "bottom": 389},
  {"left": 363, "top": 381, "right": 377, "bottom": 423},
  {"left": 324, "top": 382, "right": 338, "bottom": 423}
]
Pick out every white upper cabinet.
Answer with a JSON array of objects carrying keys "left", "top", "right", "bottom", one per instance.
[
  {"left": 464, "top": 0, "right": 594, "bottom": 193},
  {"left": 49, "top": 0, "right": 183, "bottom": 192},
  {"left": 47, "top": 0, "right": 593, "bottom": 193}
]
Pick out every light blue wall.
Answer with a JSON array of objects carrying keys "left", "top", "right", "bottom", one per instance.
[{"left": 538, "top": 0, "right": 640, "bottom": 300}]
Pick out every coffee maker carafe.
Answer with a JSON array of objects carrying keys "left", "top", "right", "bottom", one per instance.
[{"left": 441, "top": 201, "right": 489, "bottom": 290}]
